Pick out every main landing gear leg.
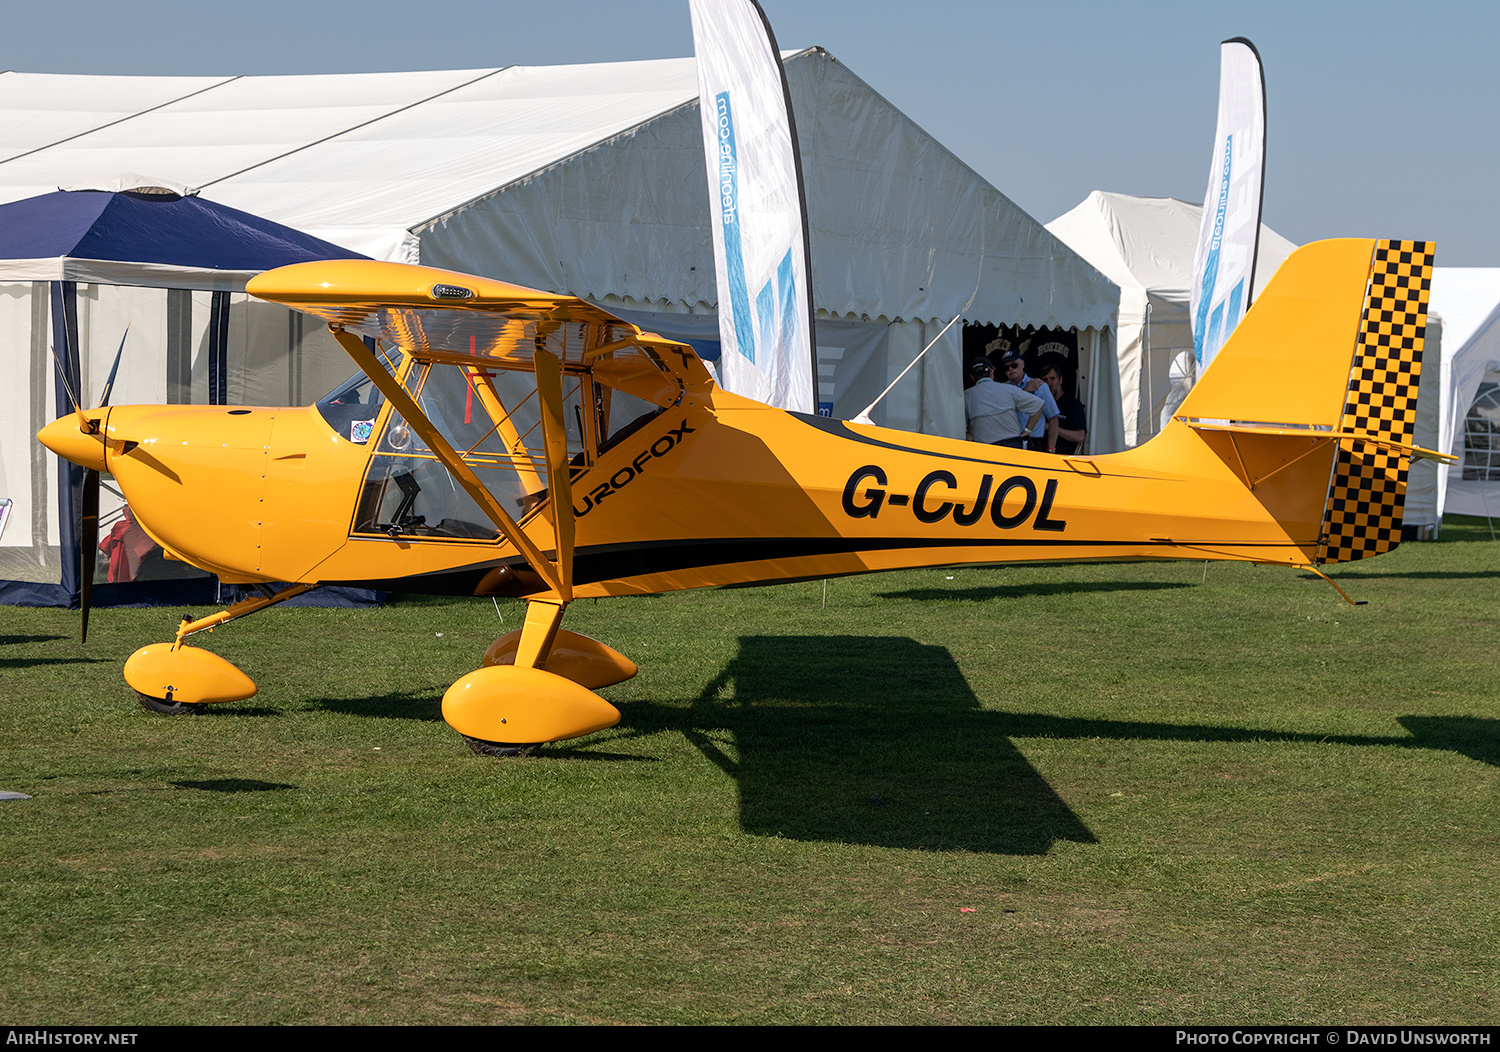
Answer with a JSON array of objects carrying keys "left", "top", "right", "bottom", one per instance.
[
  {"left": 443, "top": 598, "right": 624, "bottom": 756},
  {"left": 125, "top": 584, "right": 315, "bottom": 714},
  {"left": 515, "top": 598, "right": 567, "bottom": 670}
]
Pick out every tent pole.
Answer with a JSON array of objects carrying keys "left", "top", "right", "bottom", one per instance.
[
  {"left": 49, "top": 281, "right": 85, "bottom": 602},
  {"left": 1143, "top": 300, "right": 1153, "bottom": 444},
  {"left": 208, "top": 291, "right": 230, "bottom": 405}
]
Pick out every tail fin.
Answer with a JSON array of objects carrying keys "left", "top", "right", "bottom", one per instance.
[
  {"left": 1171, "top": 238, "right": 1435, "bottom": 565},
  {"left": 1316, "top": 240, "right": 1433, "bottom": 563}
]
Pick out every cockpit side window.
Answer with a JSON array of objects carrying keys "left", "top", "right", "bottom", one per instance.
[
  {"left": 597, "top": 391, "right": 666, "bottom": 455},
  {"left": 343, "top": 332, "right": 684, "bottom": 544},
  {"left": 351, "top": 362, "right": 554, "bottom": 542}
]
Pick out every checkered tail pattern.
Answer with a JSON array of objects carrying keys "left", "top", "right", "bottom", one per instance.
[{"left": 1316, "top": 240, "right": 1433, "bottom": 564}]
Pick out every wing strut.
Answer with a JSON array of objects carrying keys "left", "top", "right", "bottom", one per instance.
[
  {"left": 330, "top": 327, "right": 567, "bottom": 598},
  {"left": 532, "top": 345, "right": 575, "bottom": 601},
  {"left": 462, "top": 367, "right": 545, "bottom": 495}
]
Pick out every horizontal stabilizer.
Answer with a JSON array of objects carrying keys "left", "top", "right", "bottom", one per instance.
[{"left": 1181, "top": 420, "right": 1454, "bottom": 464}]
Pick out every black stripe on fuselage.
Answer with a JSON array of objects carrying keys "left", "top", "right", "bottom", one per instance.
[{"left": 326, "top": 534, "right": 1305, "bottom": 597}]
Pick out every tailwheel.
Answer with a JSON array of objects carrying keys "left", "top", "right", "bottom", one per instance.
[
  {"left": 442, "top": 665, "right": 620, "bottom": 756},
  {"left": 133, "top": 691, "right": 199, "bottom": 716}
]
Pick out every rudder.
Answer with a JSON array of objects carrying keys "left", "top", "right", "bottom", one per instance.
[{"left": 1316, "top": 240, "right": 1434, "bottom": 563}]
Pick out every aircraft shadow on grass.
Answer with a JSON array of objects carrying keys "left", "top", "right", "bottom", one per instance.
[
  {"left": 1310, "top": 569, "right": 1500, "bottom": 581},
  {"left": 309, "top": 691, "right": 446, "bottom": 721},
  {"left": 188, "top": 705, "right": 282, "bottom": 718},
  {"left": 624, "top": 635, "right": 1099, "bottom": 856},
  {"left": 275, "top": 642, "right": 1496, "bottom": 851},
  {"left": 1, "top": 633, "right": 109, "bottom": 669},
  {"left": 984, "top": 713, "right": 1500, "bottom": 770},
  {"left": 615, "top": 636, "right": 1500, "bottom": 855},
  {"left": 1394, "top": 716, "right": 1500, "bottom": 769}
]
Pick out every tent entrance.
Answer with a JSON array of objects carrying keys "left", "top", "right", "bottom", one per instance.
[{"left": 960, "top": 322, "right": 1117, "bottom": 455}]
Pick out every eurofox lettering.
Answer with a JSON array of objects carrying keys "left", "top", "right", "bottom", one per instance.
[
  {"left": 573, "top": 420, "right": 696, "bottom": 517},
  {"left": 841, "top": 465, "right": 1067, "bottom": 532}
]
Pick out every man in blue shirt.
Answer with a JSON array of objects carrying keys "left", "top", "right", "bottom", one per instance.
[{"left": 997, "top": 348, "right": 1059, "bottom": 453}]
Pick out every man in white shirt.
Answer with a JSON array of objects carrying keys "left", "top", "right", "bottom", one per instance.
[{"left": 964, "top": 359, "right": 1042, "bottom": 448}]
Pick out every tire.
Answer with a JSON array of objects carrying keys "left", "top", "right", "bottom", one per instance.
[
  {"left": 134, "top": 691, "right": 199, "bottom": 716},
  {"left": 462, "top": 736, "right": 541, "bottom": 758}
]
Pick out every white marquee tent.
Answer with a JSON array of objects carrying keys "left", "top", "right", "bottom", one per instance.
[
  {"left": 0, "top": 51, "right": 1121, "bottom": 444},
  {"left": 1046, "top": 192, "right": 1298, "bottom": 447},
  {"left": 1428, "top": 268, "right": 1500, "bottom": 521}
]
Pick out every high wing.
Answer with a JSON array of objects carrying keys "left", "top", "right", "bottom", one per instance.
[
  {"left": 248, "top": 259, "right": 711, "bottom": 397},
  {"left": 248, "top": 259, "right": 715, "bottom": 604}
]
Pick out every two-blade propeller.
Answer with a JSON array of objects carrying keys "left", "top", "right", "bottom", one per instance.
[{"left": 50, "top": 327, "right": 128, "bottom": 644}]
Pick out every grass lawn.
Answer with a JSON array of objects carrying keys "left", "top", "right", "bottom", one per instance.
[{"left": 1, "top": 518, "right": 1496, "bottom": 1024}]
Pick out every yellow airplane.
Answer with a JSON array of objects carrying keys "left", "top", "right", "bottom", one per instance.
[{"left": 39, "top": 236, "right": 1443, "bottom": 755}]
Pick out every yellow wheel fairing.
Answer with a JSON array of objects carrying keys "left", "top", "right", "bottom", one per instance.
[
  {"left": 441, "top": 665, "right": 621, "bottom": 746},
  {"left": 123, "top": 644, "right": 258, "bottom": 706},
  {"left": 482, "top": 628, "right": 639, "bottom": 689}
]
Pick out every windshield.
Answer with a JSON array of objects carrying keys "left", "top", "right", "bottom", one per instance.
[{"left": 316, "top": 372, "right": 388, "bottom": 445}]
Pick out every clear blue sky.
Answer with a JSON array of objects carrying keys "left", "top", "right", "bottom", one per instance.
[{"left": 9, "top": 0, "right": 1496, "bottom": 264}]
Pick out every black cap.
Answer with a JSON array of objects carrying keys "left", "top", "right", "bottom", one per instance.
[
  {"left": 968, "top": 358, "right": 994, "bottom": 380},
  {"left": 997, "top": 347, "right": 1024, "bottom": 366}
]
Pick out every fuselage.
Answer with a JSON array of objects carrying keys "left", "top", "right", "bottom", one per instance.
[{"left": 43, "top": 374, "right": 1332, "bottom": 601}]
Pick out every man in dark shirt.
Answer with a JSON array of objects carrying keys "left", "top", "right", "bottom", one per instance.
[{"left": 1039, "top": 359, "right": 1087, "bottom": 455}]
